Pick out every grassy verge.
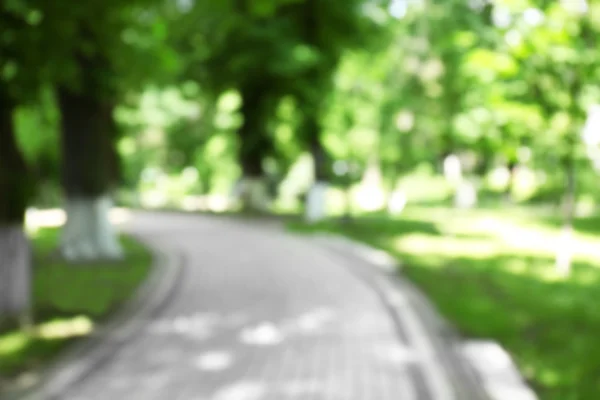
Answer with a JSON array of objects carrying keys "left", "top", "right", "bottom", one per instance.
[
  {"left": 0, "top": 228, "right": 152, "bottom": 384},
  {"left": 289, "top": 207, "right": 600, "bottom": 400}
]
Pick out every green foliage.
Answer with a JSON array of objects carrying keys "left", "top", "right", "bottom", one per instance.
[
  {"left": 0, "top": 227, "right": 152, "bottom": 377},
  {"left": 28, "top": 0, "right": 178, "bottom": 98},
  {"left": 14, "top": 87, "right": 60, "bottom": 188},
  {"left": 8, "top": 2, "right": 600, "bottom": 396},
  {"left": 291, "top": 208, "right": 600, "bottom": 399}
]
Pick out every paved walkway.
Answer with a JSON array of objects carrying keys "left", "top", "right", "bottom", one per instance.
[{"left": 57, "top": 213, "right": 472, "bottom": 400}]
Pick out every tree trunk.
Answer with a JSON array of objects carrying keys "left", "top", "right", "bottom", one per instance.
[
  {"left": 235, "top": 84, "right": 274, "bottom": 213},
  {"left": 57, "top": 88, "right": 123, "bottom": 262},
  {"left": 235, "top": 178, "right": 270, "bottom": 213},
  {"left": 306, "top": 182, "right": 329, "bottom": 222},
  {"left": 103, "top": 103, "right": 123, "bottom": 187},
  {"left": 305, "top": 116, "right": 329, "bottom": 223},
  {"left": 555, "top": 66, "right": 584, "bottom": 275},
  {"left": 0, "top": 227, "right": 32, "bottom": 322},
  {"left": 504, "top": 161, "right": 517, "bottom": 203},
  {"left": 556, "top": 147, "right": 576, "bottom": 276},
  {"left": 0, "top": 91, "right": 32, "bottom": 321}
]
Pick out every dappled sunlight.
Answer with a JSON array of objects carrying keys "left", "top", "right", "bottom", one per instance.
[
  {"left": 25, "top": 207, "right": 133, "bottom": 230},
  {"left": 279, "top": 380, "right": 324, "bottom": 397},
  {"left": 147, "top": 308, "right": 343, "bottom": 350},
  {"left": 239, "top": 322, "right": 284, "bottom": 346},
  {"left": 210, "top": 379, "right": 329, "bottom": 399},
  {"left": 36, "top": 316, "right": 94, "bottom": 340},
  {"left": 280, "top": 308, "right": 336, "bottom": 335},
  {"left": 7, "top": 0, "right": 600, "bottom": 397},
  {"left": 0, "top": 227, "right": 152, "bottom": 380},
  {"left": 193, "top": 350, "right": 234, "bottom": 372},
  {"left": 372, "top": 343, "right": 417, "bottom": 365},
  {"left": 0, "top": 315, "right": 94, "bottom": 377},
  {"left": 471, "top": 217, "right": 562, "bottom": 255},
  {"left": 25, "top": 208, "right": 66, "bottom": 229},
  {"left": 504, "top": 259, "right": 530, "bottom": 276},
  {"left": 389, "top": 211, "right": 600, "bottom": 272},
  {"left": 325, "top": 207, "right": 600, "bottom": 398},
  {"left": 0, "top": 332, "right": 29, "bottom": 358},
  {"left": 212, "top": 381, "right": 267, "bottom": 400},
  {"left": 394, "top": 233, "right": 499, "bottom": 259},
  {"left": 147, "top": 312, "right": 250, "bottom": 341},
  {"left": 1, "top": 315, "right": 91, "bottom": 345}
]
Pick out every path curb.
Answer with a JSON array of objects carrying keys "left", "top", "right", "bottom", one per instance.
[
  {"left": 310, "top": 233, "right": 493, "bottom": 400},
  {"left": 1, "top": 235, "right": 184, "bottom": 400}
]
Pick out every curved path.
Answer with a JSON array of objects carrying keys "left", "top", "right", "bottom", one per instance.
[{"left": 57, "top": 212, "right": 474, "bottom": 400}]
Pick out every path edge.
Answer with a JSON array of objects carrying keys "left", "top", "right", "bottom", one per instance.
[
  {"left": 0, "top": 234, "right": 184, "bottom": 400},
  {"left": 309, "top": 232, "right": 494, "bottom": 400}
]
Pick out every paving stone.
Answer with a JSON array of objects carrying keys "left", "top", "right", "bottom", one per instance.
[{"left": 60, "top": 214, "right": 424, "bottom": 400}]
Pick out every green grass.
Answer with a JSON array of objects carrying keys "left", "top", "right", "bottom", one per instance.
[
  {"left": 289, "top": 207, "right": 600, "bottom": 400},
  {"left": 0, "top": 228, "right": 152, "bottom": 382}
]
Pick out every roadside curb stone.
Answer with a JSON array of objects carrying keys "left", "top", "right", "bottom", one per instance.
[
  {"left": 0, "top": 234, "right": 184, "bottom": 400},
  {"left": 308, "top": 233, "right": 494, "bottom": 400}
]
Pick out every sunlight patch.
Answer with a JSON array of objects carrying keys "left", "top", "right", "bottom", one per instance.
[
  {"left": 372, "top": 343, "right": 417, "bottom": 365},
  {"left": 504, "top": 259, "right": 528, "bottom": 275},
  {"left": 36, "top": 316, "right": 94, "bottom": 339},
  {"left": 239, "top": 322, "right": 283, "bottom": 346},
  {"left": 213, "top": 381, "right": 267, "bottom": 400},
  {"left": 296, "top": 308, "right": 335, "bottom": 333},
  {"left": 193, "top": 351, "right": 233, "bottom": 372},
  {"left": 394, "top": 234, "right": 499, "bottom": 259},
  {"left": 147, "top": 313, "right": 218, "bottom": 341},
  {"left": 0, "top": 332, "right": 30, "bottom": 356},
  {"left": 280, "top": 380, "right": 324, "bottom": 396}
]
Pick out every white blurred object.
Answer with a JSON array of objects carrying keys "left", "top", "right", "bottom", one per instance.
[
  {"left": 193, "top": 351, "right": 233, "bottom": 372},
  {"left": 356, "top": 185, "right": 386, "bottom": 212},
  {"left": 582, "top": 104, "right": 600, "bottom": 146},
  {"left": 305, "top": 182, "right": 328, "bottom": 223},
  {"left": 60, "top": 195, "right": 123, "bottom": 261},
  {"left": 443, "top": 154, "right": 463, "bottom": 185},
  {"left": 582, "top": 104, "right": 600, "bottom": 172},
  {"left": 454, "top": 181, "right": 478, "bottom": 209},
  {"left": 388, "top": 189, "right": 408, "bottom": 215},
  {"left": 461, "top": 340, "right": 538, "bottom": 400},
  {"left": 561, "top": 0, "right": 588, "bottom": 14},
  {"left": 240, "top": 322, "right": 283, "bottom": 346}
]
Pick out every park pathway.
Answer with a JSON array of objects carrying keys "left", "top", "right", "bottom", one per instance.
[{"left": 57, "top": 212, "right": 475, "bottom": 400}]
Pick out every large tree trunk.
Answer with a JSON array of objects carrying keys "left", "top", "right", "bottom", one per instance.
[
  {"left": 103, "top": 104, "right": 123, "bottom": 187},
  {"left": 299, "top": 0, "right": 334, "bottom": 223},
  {"left": 57, "top": 88, "right": 123, "bottom": 262},
  {"left": 0, "top": 227, "right": 31, "bottom": 322},
  {"left": 0, "top": 91, "right": 32, "bottom": 321},
  {"left": 235, "top": 84, "right": 274, "bottom": 213}
]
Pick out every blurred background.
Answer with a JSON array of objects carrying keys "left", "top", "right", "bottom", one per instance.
[
  {"left": 8, "top": 0, "right": 600, "bottom": 217},
  {"left": 3, "top": 0, "right": 600, "bottom": 399}
]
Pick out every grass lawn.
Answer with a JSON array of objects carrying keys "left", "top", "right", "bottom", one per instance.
[
  {"left": 0, "top": 228, "right": 152, "bottom": 385},
  {"left": 290, "top": 207, "right": 600, "bottom": 400}
]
